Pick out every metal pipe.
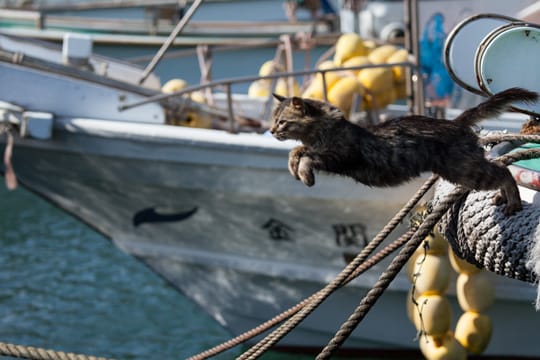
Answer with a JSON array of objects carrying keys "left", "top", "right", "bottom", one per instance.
[
  {"left": 321, "top": 71, "right": 328, "bottom": 102},
  {"left": 138, "top": 0, "right": 204, "bottom": 85},
  {"left": 225, "top": 84, "right": 236, "bottom": 133},
  {"left": 410, "top": 0, "right": 425, "bottom": 115},
  {"left": 404, "top": 0, "right": 413, "bottom": 114}
]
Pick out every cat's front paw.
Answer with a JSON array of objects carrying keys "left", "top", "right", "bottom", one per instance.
[
  {"left": 297, "top": 156, "right": 315, "bottom": 186},
  {"left": 288, "top": 146, "right": 306, "bottom": 180},
  {"left": 288, "top": 155, "right": 300, "bottom": 180}
]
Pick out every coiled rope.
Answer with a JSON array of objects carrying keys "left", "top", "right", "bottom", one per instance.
[{"left": 0, "top": 341, "right": 112, "bottom": 360}]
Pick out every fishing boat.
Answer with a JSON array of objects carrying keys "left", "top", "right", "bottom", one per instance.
[
  {"left": 0, "top": 0, "right": 340, "bottom": 89},
  {"left": 1, "top": 1, "right": 540, "bottom": 358},
  {"left": 0, "top": 0, "right": 338, "bottom": 42}
]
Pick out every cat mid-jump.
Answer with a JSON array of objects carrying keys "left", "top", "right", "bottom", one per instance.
[{"left": 270, "top": 88, "right": 538, "bottom": 215}]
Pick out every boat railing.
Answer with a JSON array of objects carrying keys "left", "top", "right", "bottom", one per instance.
[{"left": 119, "top": 59, "right": 422, "bottom": 132}]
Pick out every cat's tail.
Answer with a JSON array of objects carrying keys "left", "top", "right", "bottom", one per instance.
[{"left": 455, "top": 87, "right": 539, "bottom": 127}]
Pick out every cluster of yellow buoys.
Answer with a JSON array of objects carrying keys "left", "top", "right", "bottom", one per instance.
[
  {"left": 248, "top": 61, "right": 301, "bottom": 99},
  {"left": 406, "top": 227, "right": 494, "bottom": 359},
  {"left": 249, "top": 32, "right": 410, "bottom": 114},
  {"left": 161, "top": 78, "right": 212, "bottom": 128}
]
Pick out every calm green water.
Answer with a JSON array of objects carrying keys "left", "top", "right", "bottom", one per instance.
[{"left": 0, "top": 185, "right": 323, "bottom": 360}]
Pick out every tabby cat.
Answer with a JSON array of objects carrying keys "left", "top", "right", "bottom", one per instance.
[{"left": 270, "top": 88, "right": 538, "bottom": 215}]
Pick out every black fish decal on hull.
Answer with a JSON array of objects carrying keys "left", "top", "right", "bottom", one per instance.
[{"left": 133, "top": 206, "right": 198, "bottom": 226}]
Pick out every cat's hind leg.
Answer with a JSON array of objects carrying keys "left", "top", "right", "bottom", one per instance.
[{"left": 446, "top": 159, "right": 522, "bottom": 215}]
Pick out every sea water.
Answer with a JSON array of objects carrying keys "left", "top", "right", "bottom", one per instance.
[
  {"left": 1, "top": 186, "right": 352, "bottom": 360},
  {"left": 0, "top": 185, "right": 230, "bottom": 359}
]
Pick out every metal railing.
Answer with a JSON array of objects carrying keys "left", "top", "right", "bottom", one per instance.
[{"left": 119, "top": 60, "right": 423, "bottom": 131}]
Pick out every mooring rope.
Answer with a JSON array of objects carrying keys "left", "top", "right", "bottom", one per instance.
[
  {"left": 236, "top": 175, "right": 438, "bottom": 360},
  {"left": 315, "top": 186, "right": 467, "bottom": 359},
  {"left": 0, "top": 341, "right": 112, "bottom": 360},
  {"left": 188, "top": 227, "right": 417, "bottom": 360},
  {"left": 479, "top": 133, "right": 540, "bottom": 146},
  {"left": 188, "top": 176, "right": 436, "bottom": 360},
  {"left": 315, "top": 144, "right": 540, "bottom": 359}
]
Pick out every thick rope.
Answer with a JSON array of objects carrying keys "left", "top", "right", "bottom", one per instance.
[
  {"left": 188, "top": 227, "right": 416, "bottom": 360},
  {"left": 439, "top": 147, "right": 540, "bottom": 284},
  {"left": 479, "top": 133, "right": 540, "bottom": 146},
  {"left": 0, "top": 341, "right": 111, "bottom": 360},
  {"left": 236, "top": 175, "right": 438, "bottom": 360},
  {"left": 315, "top": 187, "right": 466, "bottom": 359},
  {"left": 315, "top": 146, "right": 540, "bottom": 359}
]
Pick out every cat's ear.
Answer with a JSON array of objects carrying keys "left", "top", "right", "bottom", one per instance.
[
  {"left": 291, "top": 97, "right": 305, "bottom": 114},
  {"left": 272, "top": 93, "right": 286, "bottom": 102}
]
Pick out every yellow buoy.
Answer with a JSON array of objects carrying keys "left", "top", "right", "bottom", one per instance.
[
  {"left": 318, "top": 60, "right": 339, "bottom": 71},
  {"left": 161, "top": 78, "right": 188, "bottom": 94},
  {"left": 456, "top": 272, "right": 494, "bottom": 312},
  {"left": 367, "top": 44, "right": 398, "bottom": 64},
  {"left": 423, "top": 229, "right": 449, "bottom": 255},
  {"left": 419, "top": 332, "right": 467, "bottom": 360},
  {"left": 448, "top": 249, "right": 481, "bottom": 275},
  {"left": 407, "top": 247, "right": 426, "bottom": 282},
  {"left": 249, "top": 78, "right": 300, "bottom": 98},
  {"left": 302, "top": 81, "right": 324, "bottom": 100},
  {"left": 189, "top": 91, "right": 207, "bottom": 103},
  {"left": 395, "top": 80, "right": 407, "bottom": 99},
  {"left": 327, "top": 76, "right": 362, "bottom": 113},
  {"left": 357, "top": 67, "right": 394, "bottom": 94},
  {"left": 362, "top": 39, "right": 378, "bottom": 54},
  {"left": 407, "top": 223, "right": 494, "bottom": 358},
  {"left": 412, "top": 253, "right": 451, "bottom": 296},
  {"left": 386, "top": 48, "right": 410, "bottom": 82},
  {"left": 315, "top": 61, "right": 343, "bottom": 89},
  {"left": 341, "top": 56, "right": 371, "bottom": 76},
  {"left": 275, "top": 78, "right": 301, "bottom": 97},
  {"left": 362, "top": 88, "right": 397, "bottom": 110},
  {"left": 454, "top": 311, "right": 492, "bottom": 354},
  {"left": 334, "top": 33, "right": 368, "bottom": 66},
  {"left": 259, "top": 60, "right": 283, "bottom": 77},
  {"left": 302, "top": 60, "right": 341, "bottom": 100},
  {"left": 406, "top": 287, "right": 421, "bottom": 322},
  {"left": 248, "top": 79, "right": 271, "bottom": 98},
  {"left": 412, "top": 294, "right": 452, "bottom": 336}
]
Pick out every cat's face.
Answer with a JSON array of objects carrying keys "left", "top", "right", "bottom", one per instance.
[{"left": 269, "top": 94, "right": 309, "bottom": 141}]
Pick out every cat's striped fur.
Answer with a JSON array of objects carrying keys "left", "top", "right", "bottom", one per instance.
[{"left": 270, "top": 88, "right": 538, "bottom": 215}]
